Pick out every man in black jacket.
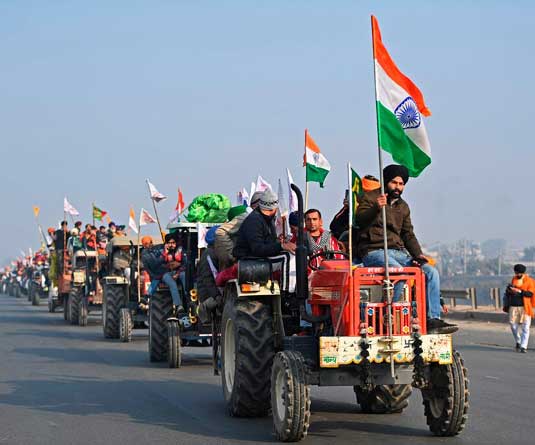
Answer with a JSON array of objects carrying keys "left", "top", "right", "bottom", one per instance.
[{"left": 233, "top": 189, "right": 295, "bottom": 259}]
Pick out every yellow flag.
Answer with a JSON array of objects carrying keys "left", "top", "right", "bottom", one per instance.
[{"left": 33, "top": 206, "right": 40, "bottom": 218}]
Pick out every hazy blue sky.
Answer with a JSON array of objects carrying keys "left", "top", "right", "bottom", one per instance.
[{"left": 1, "top": 1, "right": 534, "bottom": 262}]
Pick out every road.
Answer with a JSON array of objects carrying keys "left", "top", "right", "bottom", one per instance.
[{"left": 0, "top": 294, "right": 533, "bottom": 445}]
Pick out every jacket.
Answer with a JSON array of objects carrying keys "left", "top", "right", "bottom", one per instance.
[
  {"left": 510, "top": 275, "right": 535, "bottom": 317},
  {"left": 355, "top": 189, "right": 422, "bottom": 259},
  {"left": 214, "top": 212, "right": 248, "bottom": 269},
  {"left": 233, "top": 208, "right": 282, "bottom": 259},
  {"left": 141, "top": 245, "right": 167, "bottom": 279}
]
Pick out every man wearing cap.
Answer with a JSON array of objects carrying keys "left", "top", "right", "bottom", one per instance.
[
  {"left": 504, "top": 264, "right": 535, "bottom": 352},
  {"left": 355, "top": 164, "right": 456, "bottom": 334},
  {"left": 233, "top": 189, "right": 296, "bottom": 259}
]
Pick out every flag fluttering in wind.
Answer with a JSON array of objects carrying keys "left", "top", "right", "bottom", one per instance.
[
  {"left": 372, "top": 15, "right": 431, "bottom": 177},
  {"left": 255, "top": 175, "right": 272, "bottom": 193},
  {"left": 92, "top": 205, "right": 108, "bottom": 221},
  {"left": 286, "top": 168, "right": 298, "bottom": 213},
  {"left": 169, "top": 188, "right": 186, "bottom": 222},
  {"left": 33, "top": 206, "right": 40, "bottom": 218},
  {"left": 249, "top": 182, "right": 256, "bottom": 202},
  {"left": 129, "top": 208, "right": 138, "bottom": 234},
  {"left": 351, "top": 168, "right": 364, "bottom": 215},
  {"left": 105, "top": 215, "right": 112, "bottom": 224},
  {"left": 197, "top": 223, "right": 208, "bottom": 249},
  {"left": 304, "top": 130, "right": 331, "bottom": 188},
  {"left": 64, "top": 197, "right": 79, "bottom": 216},
  {"left": 139, "top": 208, "right": 157, "bottom": 226},
  {"left": 275, "top": 179, "right": 290, "bottom": 237},
  {"left": 147, "top": 179, "right": 167, "bottom": 202}
]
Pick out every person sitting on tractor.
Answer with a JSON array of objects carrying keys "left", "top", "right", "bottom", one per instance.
[
  {"left": 107, "top": 222, "right": 117, "bottom": 240},
  {"left": 355, "top": 164, "right": 457, "bottom": 334},
  {"left": 142, "top": 233, "right": 185, "bottom": 316},
  {"left": 67, "top": 228, "right": 83, "bottom": 254},
  {"left": 96, "top": 226, "right": 108, "bottom": 254},
  {"left": 304, "top": 209, "right": 343, "bottom": 269},
  {"left": 197, "top": 226, "right": 221, "bottom": 323},
  {"left": 233, "top": 189, "right": 296, "bottom": 259}
]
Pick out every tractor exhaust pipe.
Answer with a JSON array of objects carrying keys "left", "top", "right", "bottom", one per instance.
[{"left": 291, "top": 184, "right": 308, "bottom": 301}]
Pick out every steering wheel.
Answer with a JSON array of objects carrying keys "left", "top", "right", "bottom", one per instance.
[{"left": 308, "top": 250, "right": 349, "bottom": 271}]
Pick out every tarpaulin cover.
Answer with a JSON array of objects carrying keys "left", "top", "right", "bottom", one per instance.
[{"left": 185, "top": 194, "right": 231, "bottom": 223}]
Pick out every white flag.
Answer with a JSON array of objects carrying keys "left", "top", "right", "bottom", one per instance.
[
  {"left": 286, "top": 168, "right": 298, "bottom": 213},
  {"left": 277, "top": 179, "right": 289, "bottom": 218},
  {"left": 129, "top": 208, "right": 138, "bottom": 234},
  {"left": 146, "top": 179, "right": 167, "bottom": 202},
  {"left": 275, "top": 179, "right": 290, "bottom": 238},
  {"left": 255, "top": 175, "right": 272, "bottom": 193},
  {"left": 249, "top": 181, "right": 256, "bottom": 202},
  {"left": 197, "top": 223, "right": 208, "bottom": 249},
  {"left": 139, "top": 208, "right": 157, "bottom": 226},
  {"left": 237, "top": 188, "right": 249, "bottom": 206},
  {"left": 64, "top": 197, "right": 79, "bottom": 216}
]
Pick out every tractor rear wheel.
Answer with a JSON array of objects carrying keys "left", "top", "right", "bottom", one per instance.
[
  {"left": 221, "top": 287, "right": 274, "bottom": 417},
  {"left": 69, "top": 288, "right": 82, "bottom": 326},
  {"left": 148, "top": 290, "right": 173, "bottom": 362},
  {"left": 120, "top": 308, "right": 133, "bottom": 342},
  {"left": 422, "top": 350, "right": 469, "bottom": 436},
  {"left": 63, "top": 294, "right": 70, "bottom": 321},
  {"left": 168, "top": 320, "right": 182, "bottom": 368},
  {"left": 271, "top": 351, "right": 311, "bottom": 442},
  {"left": 354, "top": 384, "right": 413, "bottom": 414},
  {"left": 103, "top": 285, "right": 124, "bottom": 339}
]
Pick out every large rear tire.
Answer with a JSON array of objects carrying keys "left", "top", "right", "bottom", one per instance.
[
  {"left": 221, "top": 287, "right": 274, "bottom": 417},
  {"left": 120, "top": 308, "right": 133, "bottom": 343},
  {"left": 63, "top": 294, "right": 70, "bottom": 321},
  {"left": 354, "top": 384, "right": 413, "bottom": 414},
  {"left": 422, "top": 350, "right": 469, "bottom": 436},
  {"left": 148, "top": 290, "right": 173, "bottom": 362},
  {"left": 271, "top": 351, "right": 311, "bottom": 442},
  {"left": 102, "top": 284, "right": 124, "bottom": 339},
  {"left": 168, "top": 320, "right": 182, "bottom": 368},
  {"left": 69, "top": 288, "right": 82, "bottom": 326}
]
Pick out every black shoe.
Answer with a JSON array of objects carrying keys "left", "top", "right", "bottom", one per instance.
[
  {"left": 427, "top": 318, "right": 458, "bottom": 334},
  {"left": 175, "top": 305, "right": 186, "bottom": 317},
  {"left": 516, "top": 343, "right": 521, "bottom": 352},
  {"left": 520, "top": 347, "right": 527, "bottom": 353}
]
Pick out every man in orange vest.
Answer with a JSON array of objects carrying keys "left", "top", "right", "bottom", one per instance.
[{"left": 504, "top": 264, "right": 535, "bottom": 353}]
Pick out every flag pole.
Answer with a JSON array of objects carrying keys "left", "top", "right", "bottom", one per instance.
[
  {"left": 347, "top": 162, "right": 355, "bottom": 334},
  {"left": 137, "top": 214, "right": 142, "bottom": 303},
  {"left": 304, "top": 129, "right": 309, "bottom": 211},
  {"left": 371, "top": 15, "right": 395, "bottom": 378},
  {"left": 92, "top": 202, "right": 95, "bottom": 227},
  {"left": 145, "top": 179, "right": 165, "bottom": 242}
]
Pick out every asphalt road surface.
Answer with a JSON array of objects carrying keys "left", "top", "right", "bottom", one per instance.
[{"left": 1, "top": 294, "right": 534, "bottom": 445}]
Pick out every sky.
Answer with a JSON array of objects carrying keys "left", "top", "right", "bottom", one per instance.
[{"left": 1, "top": 0, "right": 534, "bottom": 263}]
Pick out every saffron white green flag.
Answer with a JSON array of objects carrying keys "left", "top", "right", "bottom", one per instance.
[
  {"left": 372, "top": 15, "right": 431, "bottom": 177},
  {"left": 304, "top": 130, "right": 330, "bottom": 188}
]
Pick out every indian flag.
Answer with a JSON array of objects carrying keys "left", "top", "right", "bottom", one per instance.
[
  {"left": 304, "top": 130, "right": 330, "bottom": 187},
  {"left": 372, "top": 15, "right": 431, "bottom": 177}
]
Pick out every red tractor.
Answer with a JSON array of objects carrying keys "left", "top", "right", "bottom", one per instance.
[{"left": 219, "top": 185, "right": 468, "bottom": 441}]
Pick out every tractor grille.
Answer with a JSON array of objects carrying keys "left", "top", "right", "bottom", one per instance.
[{"left": 362, "top": 302, "right": 412, "bottom": 336}]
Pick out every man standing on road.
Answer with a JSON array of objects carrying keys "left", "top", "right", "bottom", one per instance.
[
  {"left": 355, "top": 164, "right": 457, "bottom": 334},
  {"left": 504, "top": 264, "right": 535, "bottom": 353}
]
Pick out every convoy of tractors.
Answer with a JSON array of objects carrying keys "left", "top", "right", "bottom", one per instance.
[{"left": 0, "top": 185, "right": 469, "bottom": 442}]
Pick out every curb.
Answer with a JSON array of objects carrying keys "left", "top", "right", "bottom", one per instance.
[{"left": 444, "top": 310, "right": 507, "bottom": 324}]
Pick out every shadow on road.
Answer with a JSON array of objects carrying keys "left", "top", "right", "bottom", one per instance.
[{"left": 0, "top": 377, "right": 276, "bottom": 442}]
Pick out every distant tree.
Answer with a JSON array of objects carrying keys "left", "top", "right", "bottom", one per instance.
[{"left": 522, "top": 246, "right": 535, "bottom": 262}]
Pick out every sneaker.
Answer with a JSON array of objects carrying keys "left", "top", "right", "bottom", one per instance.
[
  {"left": 516, "top": 343, "right": 521, "bottom": 352},
  {"left": 520, "top": 347, "right": 527, "bottom": 353},
  {"left": 427, "top": 318, "right": 458, "bottom": 334}
]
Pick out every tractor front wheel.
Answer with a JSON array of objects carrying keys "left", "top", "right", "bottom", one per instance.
[
  {"left": 271, "top": 351, "right": 311, "bottom": 442},
  {"left": 422, "top": 350, "right": 469, "bottom": 436},
  {"left": 167, "top": 320, "right": 182, "bottom": 368},
  {"left": 120, "top": 308, "right": 133, "bottom": 342}
]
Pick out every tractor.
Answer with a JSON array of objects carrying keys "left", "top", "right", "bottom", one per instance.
[
  {"left": 101, "top": 236, "right": 151, "bottom": 342},
  {"left": 148, "top": 222, "right": 216, "bottom": 368},
  {"left": 68, "top": 249, "right": 103, "bottom": 326},
  {"left": 219, "top": 184, "right": 469, "bottom": 441},
  {"left": 47, "top": 249, "right": 72, "bottom": 317}
]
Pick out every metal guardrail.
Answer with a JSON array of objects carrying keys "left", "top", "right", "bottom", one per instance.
[
  {"left": 441, "top": 288, "right": 477, "bottom": 309},
  {"left": 489, "top": 287, "right": 501, "bottom": 310}
]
